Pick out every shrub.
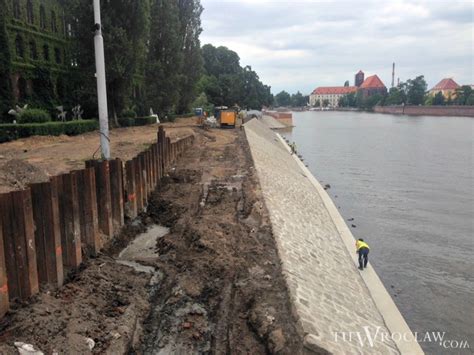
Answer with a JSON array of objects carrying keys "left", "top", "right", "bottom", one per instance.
[
  {"left": 168, "top": 112, "right": 195, "bottom": 121},
  {"left": 118, "top": 117, "right": 135, "bottom": 127},
  {"left": 121, "top": 108, "right": 137, "bottom": 119},
  {"left": 17, "top": 108, "right": 52, "bottom": 124},
  {"left": 134, "top": 116, "right": 156, "bottom": 126},
  {"left": 0, "top": 120, "right": 98, "bottom": 143}
]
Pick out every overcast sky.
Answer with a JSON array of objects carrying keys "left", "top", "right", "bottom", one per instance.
[{"left": 200, "top": 0, "right": 473, "bottom": 94}]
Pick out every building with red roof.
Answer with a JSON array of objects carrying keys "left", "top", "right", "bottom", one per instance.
[
  {"left": 309, "top": 86, "right": 357, "bottom": 107},
  {"left": 429, "top": 78, "right": 460, "bottom": 99},
  {"left": 358, "top": 75, "right": 387, "bottom": 98},
  {"left": 309, "top": 71, "right": 387, "bottom": 108}
]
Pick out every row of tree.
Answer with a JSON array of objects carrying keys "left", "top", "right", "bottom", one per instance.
[
  {"left": 274, "top": 90, "right": 308, "bottom": 107},
  {"left": 1, "top": 0, "right": 274, "bottom": 123},
  {"left": 196, "top": 44, "right": 273, "bottom": 110},
  {"left": 66, "top": 0, "right": 203, "bottom": 122}
]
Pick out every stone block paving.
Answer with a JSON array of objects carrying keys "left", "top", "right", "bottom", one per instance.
[{"left": 245, "top": 119, "right": 400, "bottom": 354}]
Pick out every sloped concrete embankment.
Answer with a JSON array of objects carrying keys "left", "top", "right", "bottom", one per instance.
[{"left": 244, "top": 119, "right": 424, "bottom": 354}]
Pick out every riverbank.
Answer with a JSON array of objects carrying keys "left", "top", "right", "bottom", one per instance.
[
  {"left": 373, "top": 105, "right": 474, "bottom": 117},
  {"left": 245, "top": 118, "right": 424, "bottom": 354}
]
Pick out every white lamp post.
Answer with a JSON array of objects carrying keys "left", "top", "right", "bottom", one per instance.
[{"left": 93, "top": 0, "right": 110, "bottom": 159}]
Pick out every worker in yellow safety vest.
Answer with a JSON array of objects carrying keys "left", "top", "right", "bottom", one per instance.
[{"left": 356, "top": 239, "right": 370, "bottom": 270}]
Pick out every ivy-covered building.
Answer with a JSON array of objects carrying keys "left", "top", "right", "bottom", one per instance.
[{"left": 5, "top": 0, "right": 69, "bottom": 103}]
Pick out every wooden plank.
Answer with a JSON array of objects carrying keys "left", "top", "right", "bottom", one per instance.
[
  {"left": 0, "top": 216, "right": 9, "bottom": 317},
  {"left": 11, "top": 189, "right": 39, "bottom": 299},
  {"left": 124, "top": 160, "right": 137, "bottom": 219},
  {"left": 30, "top": 181, "right": 64, "bottom": 288},
  {"left": 146, "top": 150, "right": 153, "bottom": 192},
  {"left": 57, "top": 173, "right": 82, "bottom": 269},
  {"left": 151, "top": 145, "right": 157, "bottom": 189},
  {"left": 77, "top": 168, "right": 101, "bottom": 256},
  {"left": 0, "top": 193, "right": 19, "bottom": 299},
  {"left": 133, "top": 157, "right": 143, "bottom": 212},
  {"left": 166, "top": 137, "right": 171, "bottom": 169},
  {"left": 87, "top": 160, "right": 113, "bottom": 237},
  {"left": 139, "top": 153, "right": 148, "bottom": 205},
  {"left": 109, "top": 159, "right": 125, "bottom": 233}
]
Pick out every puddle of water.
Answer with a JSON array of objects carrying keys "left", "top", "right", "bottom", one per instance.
[{"left": 118, "top": 225, "right": 169, "bottom": 261}]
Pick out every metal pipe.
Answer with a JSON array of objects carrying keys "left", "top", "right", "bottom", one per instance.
[{"left": 93, "top": 0, "right": 110, "bottom": 159}]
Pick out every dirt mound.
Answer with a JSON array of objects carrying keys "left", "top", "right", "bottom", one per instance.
[{"left": 0, "top": 159, "right": 49, "bottom": 193}]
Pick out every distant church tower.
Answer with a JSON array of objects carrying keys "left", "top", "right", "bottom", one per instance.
[{"left": 355, "top": 70, "right": 365, "bottom": 87}]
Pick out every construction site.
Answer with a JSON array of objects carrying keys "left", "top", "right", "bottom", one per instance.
[{"left": 0, "top": 116, "right": 306, "bottom": 354}]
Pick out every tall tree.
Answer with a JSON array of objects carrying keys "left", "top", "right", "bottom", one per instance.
[
  {"left": 275, "top": 91, "right": 291, "bottom": 107},
  {"left": 0, "top": 0, "right": 13, "bottom": 121},
  {"left": 176, "top": 0, "right": 203, "bottom": 113},
  {"left": 146, "top": 0, "right": 183, "bottom": 116},
  {"left": 68, "top": 0, "right": 150, "bottom": 120},
  {"left": 432, "top": 92, "right": 445, "bottom": 106},
  {"left": 291, "top": 91, "right": 307, "bottom": 107},
  {"left": 406, "top": 75, "right": 427, "bottom": 105},
  {"left": 199, "top": 44, "right": 271, "bottom": 109}
]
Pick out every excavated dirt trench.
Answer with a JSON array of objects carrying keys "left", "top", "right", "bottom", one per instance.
[
  {"left": 134, "top": 128, "right": 304, "bottom": 354},
  {"left": 0, "top": 127, "right": 305, "bottom": 354}
]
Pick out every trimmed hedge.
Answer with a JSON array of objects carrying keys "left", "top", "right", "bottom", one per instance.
[
  {"left": 118, "top": 116, "right": 157, "bottom": 127},
  {"left": 0, "top": 120, "right": 99, "bottom": 143},
  {"left": 168, "top": 112, "right": 195, "bottom": 121},
  {"left": 18, "top": 108, "right": 52, "bottom": 124}
]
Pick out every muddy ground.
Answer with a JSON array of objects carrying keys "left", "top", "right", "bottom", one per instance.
[
  {"left": 0, "top": 118, "right": 196, "bottom": 193},
  {"left": 0, "top": 126, "right": 305, "bottom": 354}
]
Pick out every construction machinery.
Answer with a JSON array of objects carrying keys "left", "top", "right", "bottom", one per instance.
[{"left": 215, "top": 106, "right": 237, "bottom": 128}]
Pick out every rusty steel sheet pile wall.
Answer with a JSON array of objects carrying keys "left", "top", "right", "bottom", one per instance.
[{"left": 0, "top": 126, "right": 195, "bottom": 318}]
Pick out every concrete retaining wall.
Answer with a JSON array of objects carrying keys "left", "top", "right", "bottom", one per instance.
[
  {"left": 244, "top": 118, "right": 424, "bottom": 354},
  {"left": 374, "top": 105, "right": 474, "bottom": 117}
]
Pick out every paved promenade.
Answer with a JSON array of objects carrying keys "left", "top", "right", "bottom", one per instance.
[{"left": 245, "top": 119, "right": 422, "bottom": 354}]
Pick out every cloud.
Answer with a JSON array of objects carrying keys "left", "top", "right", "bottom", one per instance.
[{"left": 200, "top": 0, "right": 474, "bottom": 94}]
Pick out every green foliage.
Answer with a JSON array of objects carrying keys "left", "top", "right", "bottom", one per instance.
[
  {"left": 31, "top": 67, "right": 55, "bottom": 108},
  {"left": 322, "top": 99, "right": 329, "bottom": 107},
  {"left": 146, "top": 0, "right": 183, "bottom": 116},
  {"left": 0, "top": 120, "right": 98, "bottom": 143},
  {"left": 68, "top": 0, "right": 150, "bottom": 120},
  {"left": 344, "top": 80, "right": 350, "bottom": 87},
  {"left": 454, "top": 85, "right": 473, "bottom": 105},
  {"left": 314, "top": 99, "right": 321, "bottom": 107},
  {"left": 355, "top": 92, "right": 384, "bottom": 110},
  {"left": 121, "top": 108, "right": 137, "bottom": 119},
  {"left": 176, "top": 0, "right": 204, "bottom": 113},
  {"left": 432, "top": 92, "right": 445, "bottom": 106},
  {"left": 118, "top": 116, "right": 156, "bottom": 127},
  {"left": 191, "top": 92, "right": 213, "bottom": 113},
  {"left": 384, "top": 86, "right": 407, "bottom": 105},
  {"left": 0, "top": 0, "right": 13, "bottom": 120},
  {"left": 17, "top": 108, "right": 51, "bottom": 123},
  {"left": 275, "top": 91, "right": 291, "bottom": 107},
  {"left": 466, "top": 93, "right": 474, "bottom": 105},
  {"left": 290, "top": 91, "right": 308, "bottom": 107},
  {"left": 134, "top": 116, "right": 157, "bottom": 125},
  {"left": 406, "top": 75, "right": 427, "bottom": 105},
  {"left": 338, "top": 92, "right": 357, "bottom": 107},
  {"left": 199, "top": 44, "right": 273, "bottom": 109}
]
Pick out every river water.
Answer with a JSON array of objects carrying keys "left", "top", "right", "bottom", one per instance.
[{"left": 282, "top": 111, "right": 473, "bottom": 355}]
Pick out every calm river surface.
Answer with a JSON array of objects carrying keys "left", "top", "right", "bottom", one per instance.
[{"left": 282, "top": 111, "right": 473, "bottom": 355}]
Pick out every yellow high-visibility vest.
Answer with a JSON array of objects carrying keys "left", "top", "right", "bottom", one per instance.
[{"left": 356, "top": 240, "right": 370, "bottom": 251}]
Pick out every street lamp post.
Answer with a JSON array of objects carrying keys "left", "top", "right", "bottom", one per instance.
[{"left": 93, "top": 0, "right": 110, "bottom": 159}]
